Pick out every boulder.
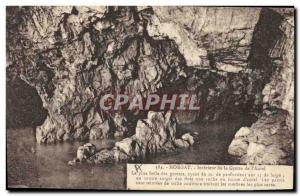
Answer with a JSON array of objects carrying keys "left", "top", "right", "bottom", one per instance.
[
  {"left": 228, "top": 109, "right": 293, "bottom": 165},
  {"left": 89, "top": 120, "right": 110, "bottom": 140},
  {"left": 174, "top": 139, "right": 190, "bottom": 148},
  {"left": 69, "top": 111, "right": 196, "bottom": 165},
  {"left": 68, "top": 143, "right": 96, "bottom": 165},
  {"left": 181, "top": 133, "right": 194, "bottom": 145},
  {"left": 246, "top": 142, "right": 266, "bottom": 156},
  {"left": 228, "top": 139, "right": 249, "bottom": 157},
  {"left": 234, "top": 127, "right": 251, "bottom": 138},
  {"left": 115, "top": 137, "right": 140, "bottom": 158}
]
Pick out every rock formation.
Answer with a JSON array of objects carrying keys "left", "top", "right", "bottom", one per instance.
[
  {"left": 228, "top": 109, "right": 293, "bottom": 165},
  {"left": 7, "top": 6, "right": 188, "bottom": 143},
  {"left": 228, "top": 9, "right": 294, "bottom": 165},
  {"left": 6, "top": 6, "right": 294, "bottom": 165},
  {"left": 68, "top": 111, "right": 195, "bottom": 165}
]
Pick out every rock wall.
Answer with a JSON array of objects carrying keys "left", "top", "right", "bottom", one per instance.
[
  {"left": 147, "top": 7, "right": 261, "bottom": 69},
  {"left": 228, "top": 109, "right": 293, "bottom": 165},
  {"left": 6, "top": 6, "right": 294, "bottom": 165},
  {"left": 7, "top": 6, "right": 187, "bottom": 143},
  {"left": 228, "top": 8, "right": 294, "bottom": 165}
]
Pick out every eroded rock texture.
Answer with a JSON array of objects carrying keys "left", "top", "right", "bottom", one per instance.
[
  {"left": 68, "top": 111, "right": 195, "bottom": 164},
  {"left": 7, "top": 6, "right": 294, "bottom": 165},
  {"left": 148, "top": 7, "right": 261, "bottom": 69},
  {"left": 7, "top": 6, "right": 188, "bottom": 143},
  {"left": 229, "top": 109, "right": 293, "bottom": 165},
  {"left": 228, "top": 9, "right": 294, "bottom": 165}
]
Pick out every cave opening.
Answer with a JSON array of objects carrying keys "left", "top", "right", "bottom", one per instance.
[{"left": 6, "top": 76, "right": 48, "bottom": 129}]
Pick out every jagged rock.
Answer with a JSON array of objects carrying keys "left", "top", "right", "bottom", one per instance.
[
  {"left": 73, "top": 127, "right": 89, "bottom": 141},
  {"left": 68, "top": 143, "right": 96, "bottom": 165},
  {"left": 241, "top": 146, "right": 287, "bottom": 165},
  {"left": 7, "top": 6, "right": 192, "bottom": 143},
  {"left": 113, "top": 113, "right": 129, "bottom": 137},
  {"left": 228, "top": 10, "right": 294, "bottom": 165},
  {"left": 261, "top": 13, "right": 294, "bottom": 131},
  {"left": 36, "top": 116, "right": 57, "bottom": 144},
  {"left": 235, "top": 127, "right": 251, "bottom": 138},
  {"left": 228, "top": 139, "right": 249, "bottom": 157},
  {"left": 228, "top": 127, "right": 251, "bottom": 156},
  {"left": 115, "top": 137, "right": 140, "bottom": 158},
  {"left": 89, "top": 120, "right": 110, "bottom": 140},
  {"left": 228, "top": 109, "right": 293, "bottom": 165},
  {"left": 83, "top": 143, "right": 97, "bottom": 155},
  {"left": 260, "top": 147, "right": 287, "bottom": 165},
  {"left": 135, "top": 111, "right": 176, "bottom": 154},
  {"left": 174, "top": 139, "right": 190, "bottom": 148},
  {"left": 181, "top": 133, "right": 194, "bottom": 145},
  {"left": 89, "top": 148, "right": 116, "bottom": 164},
  {"left": 147, "top": 7, "right": 261, "bottom": 68},
  {"left": 246, "top": 142, "right": 266, "bottom": 156},
  {"left": 69, "top": 111, "right": 196, "bottom": 165}
]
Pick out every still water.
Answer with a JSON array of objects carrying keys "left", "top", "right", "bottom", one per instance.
[{"left": 7, "top": 116, "right": 255, "bottom": 189}]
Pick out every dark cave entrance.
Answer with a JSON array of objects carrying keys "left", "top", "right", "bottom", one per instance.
[{"left": 6, "top": 77, "right": 47, "bottom": 129}]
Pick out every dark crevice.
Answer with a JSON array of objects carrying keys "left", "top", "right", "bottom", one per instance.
[{"left": 6, "top": 76, "right": 48, "bottom": 128}]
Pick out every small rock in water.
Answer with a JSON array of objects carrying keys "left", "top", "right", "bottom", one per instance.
[
  {"left": 76, "top": 146, "right": 87, "bottom": 161},
  {"left": 83, "top": 143, "right": 96, "bottom": 155},
  {"left": 174, "top": 139, "right": 190, "bottom": 148},
  {"left": 181, "top": 133, "right": 194, "bottom": 145},
  {"left": 69, "top": 143, "right": 97, "bottom": 166},
  {"left": 68, "top": 112, "right": 198, "bottom": 165},
  {"left": 68, "top": 159, "right": 78, "bottom": 166}
]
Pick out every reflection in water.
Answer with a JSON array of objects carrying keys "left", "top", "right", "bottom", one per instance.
[
  {"left": 7, "top": 115, "right": 255, "bottom": 189},
  {"left": 35, "top": 141, "right": 126, "bottom": 189},
  {"left": 151, "top": 117, "right": 255, "bottom": 164}
]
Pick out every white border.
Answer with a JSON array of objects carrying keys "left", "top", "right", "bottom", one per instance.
[{"left": 0, "top": 0, "right": 297, "bottom": 6}]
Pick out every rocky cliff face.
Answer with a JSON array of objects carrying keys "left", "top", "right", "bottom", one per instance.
[
  {"left": 7, "top": 6, "right": 294, "bottom": 165},
  {"left": 147, "top": 7, "right": 261, "bottom": 69},
  {"left": 228, "top": 9, "right": 294, "bottom": 165}
]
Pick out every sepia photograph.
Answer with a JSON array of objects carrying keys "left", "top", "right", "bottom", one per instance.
[{"left": 6, "top": 5, "right": 295, "bottom": 190}]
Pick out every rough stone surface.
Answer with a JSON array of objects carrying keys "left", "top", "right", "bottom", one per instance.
[
  {"left": 228, "top": 9, "right": 294, "bottom": 165},
  {"left": 174, "top": 139, "right": 190, "bottom": 148},
  {"left": 7, "top": 6, "right": 189, "bottom": 143},
  {"left": 88, "top": 111, "right": 180, "bottom": 163},
  {"left": 229, "top": 109, "right": 293, "bottom": 165},
  {"left": 261, "top": 11, "right": 294, "bottom": 131},
  {"left": 69, "top": 111, "right": 195, "bottom": 164},
  {"left": 148, "top": 7, "right": 261, "bottom": 69},
  {"left": 181, "top": 133, "right": 195, "bottom": 145},
  {"left": 68, "top": 143, "right": 97, "bottom": 165},
  {"left": 6, "top": 6, "right": 271, "bottom": 143},
  {"left": 6, "top": 7, "right": 294, "bottom": 165},
  {"left": 228, "top": 127, "right": 251, "bottom": 157}
]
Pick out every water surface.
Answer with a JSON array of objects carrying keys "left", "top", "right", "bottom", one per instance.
[{"left": 7, "top": 115, "right": 255, "bottom": 189}]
